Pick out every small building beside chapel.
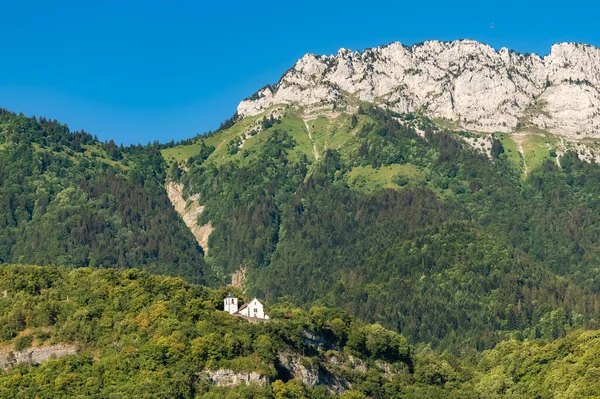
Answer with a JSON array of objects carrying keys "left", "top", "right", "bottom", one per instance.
[{"left": 224, "top": 293, "right": 269, "bottom": 320}]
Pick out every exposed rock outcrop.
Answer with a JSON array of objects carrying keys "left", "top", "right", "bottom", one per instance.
[
  {"left": 166, "top": 182, "right": 213, "bottom": 253},
  {"left": 204, "top": 369, "right": 267, "bottom": 387},
  {"left": 276, "top": 352, "right": 349, "bottom": 394},
  {"left": 0, "top": 344, "right": 78, "bottom": 369},
  {"left": 238, "top": 40, "right": 600, "bottom": 139},
  {"left": 231, "top": 265, "right": 247, "bottom": 288}
]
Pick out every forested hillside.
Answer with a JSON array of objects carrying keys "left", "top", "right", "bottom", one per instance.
[
  {"left": 0, "top": 109, "right": 205, "bottom": 282},
  {"left": 5, "top": 102, "right": 600, "bottom": 395},
  {"left": 3, "top": 265, "right": 600, "bottom": 398},
  {"left": 0, "top": 265, "right": 413, "bottom": 398},
  {"left": 165, "top": 104, "right": 600, "bottom": 350}
]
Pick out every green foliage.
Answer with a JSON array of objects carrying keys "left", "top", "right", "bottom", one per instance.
[
  {"left": 347, "top": 324, "right": 410, "bottom": 364},
  {"left": 3, "top": 266, "right": 600, "bottom": 398},
  {"left": 14, "top": 334, "right": 33, "bottom": 351},
  {"left": 471, "top": 329, "right": 600, "bottom": 398},
  {"left": 0, "top": 110, "right": 206, "bottom": 283},
  {"left": 167, "top": 160, "right": 183, "bottom": 182},
  {"left": 228, "top": 135, "right": 243, "bottom": 155},
  {"left": 0, "top": 265, "right": 415, "bottom": 398},
  {"left": 350, "top": 115, "right": 358, "bottom": 129},
  {"left": 262, "top": 114, "right": 280, "bottom": 130},
  {"left": 6, "top": 105, "right": 600, "bottom": 396},
  {"left": 188, "top": 140, "right": 216, "bottom": 167},
  {"left": 182, "top": 129, "right": 306, "bottom": 276},
  {"left": 176, "top": 105, "right": 600, "bottom": 352},
  {"left": 490, "top": 138, "right": 504, "bottom": 159}
]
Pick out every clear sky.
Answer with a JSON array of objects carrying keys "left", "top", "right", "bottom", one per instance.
[{"left": 1, "top": 0, "right": 599, "bottom": 145}]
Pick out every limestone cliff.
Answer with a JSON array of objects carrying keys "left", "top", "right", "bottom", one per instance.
[
  {"left": 237, "top": 40, "right": 600, "bottom": 139},
  {"left": 0, "top": 344, "right": 78, "bottom": 369},
  {"left": 203, "top": 369, "right": 267, "bottom": 387},
  {"left": 166, "top": 182, "right": 213, "bottom": 254}
]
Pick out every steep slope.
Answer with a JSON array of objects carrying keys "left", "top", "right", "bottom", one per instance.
[
  {"left": 163, "top": 104, "right": 600, "bottom": 350},
  {"left": 5, "top": 265, "right": 600, "bottom": 398},
  {"left": 166, "top": 182, "right": 213, "bottom": 253},
  {"left": 237, "top": 40, "right": 600, "bottom": 138},
  {"left": 0, "top": 110, "right": 205, "bottom": 283},
  {"left": 0, "top": 264, "right": 413, "bottom": 398}
]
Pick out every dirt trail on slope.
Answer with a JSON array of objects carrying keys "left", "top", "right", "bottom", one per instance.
[
  {"left": 166, "top": 182, "right": 213, "bottom": 254},
  {"left": 513, "top": 134, "right": 529, "bottom": 176},
  {"left": 304, "top": 120, "right": 319, "bottom": 160}
]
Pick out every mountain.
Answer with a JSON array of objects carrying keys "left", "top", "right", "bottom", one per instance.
[
  {"left": 4, "top": 39, "right": 600, "bottom": 354},
  {"left": 156, "top": 41, "right": 600, "bottom": 353},
  {"left": 6, "top": 37, "right": 600, "bottom": 396},
  {"left": 237, "top": 40, "right": 600, "bottom": 139},
  {"left": 0, "top": 110, "right": 206, "bottom": 283},
  {"left": 163, "top": 100, "right": 600, "bottom": 351}
]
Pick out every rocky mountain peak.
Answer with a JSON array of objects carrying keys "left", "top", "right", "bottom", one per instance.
[{"left": 237, "top": 40, "right": 600, "bottom": 139}]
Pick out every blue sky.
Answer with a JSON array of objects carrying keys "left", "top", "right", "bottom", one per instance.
[{"left": 1, "top": 0, "right": 599, "bottom": 145}]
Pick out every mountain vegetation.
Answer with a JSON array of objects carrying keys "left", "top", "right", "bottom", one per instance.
[
  {"left": 4, "top": 79, "right": 600, "bottom": 396},
  {"left": 0, "top": 265, "right": 411, "bottom": 398},
  {"left": 0, "top": 109, "right": 205, "bottom": 283},
  {"left": 167, "top": 104, "right": 600, "bottom": 352},
  {"left": 3, "top": 264, "right": 600, "bottom": 398}
]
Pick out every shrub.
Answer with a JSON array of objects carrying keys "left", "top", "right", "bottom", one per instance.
[{"left": 14, "top": 335, "right": 34, "bottom": 351}]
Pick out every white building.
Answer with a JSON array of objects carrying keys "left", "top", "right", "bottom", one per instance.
[
  {"left": 224, "top": 292, "right": 238, "bottom": 314},
  {"left": 224, "top": 294, "right": 269, "bottom": 320}
]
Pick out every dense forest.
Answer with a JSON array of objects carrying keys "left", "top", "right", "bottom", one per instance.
[
  {"left": 173, "top": 105, "right": 600, "bottom": 350},
  {"left": 5, "top": 104, "right": 600, "bottom": 396},
  {"left": 0, "top": 265, "right": 412, "bottom": 398},
  {"left": 0, "top": 109, "right": 205, "bottom": 283},
  {"left": 3, "top": 265, "right": 600, "bottom": 398}
]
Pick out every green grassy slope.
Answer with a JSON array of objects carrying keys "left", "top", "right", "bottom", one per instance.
[
  {"left": 347, "top": 164, "right": 425, "bottom": 192},
  {"left": 161, "top": 108, "right": 361, "bottom": 168}
]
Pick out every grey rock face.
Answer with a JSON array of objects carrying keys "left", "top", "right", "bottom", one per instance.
[
  {"left": 237, "top": 40, "right": 600, "bottom": 139},
  {"left": 0, "top": 344, "right": 78, "bottom": 369},
  {"left": 205, "top": 369, "right": 267, "bottom": 386}
]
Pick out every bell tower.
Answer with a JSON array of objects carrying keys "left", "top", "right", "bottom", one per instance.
[{"left": 224, "top": 292, "right": 238, "bottom": 314}]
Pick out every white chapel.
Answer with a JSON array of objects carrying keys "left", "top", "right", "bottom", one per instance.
[{"left": 224, "top": 293, "right": 269, "bottom": 320}]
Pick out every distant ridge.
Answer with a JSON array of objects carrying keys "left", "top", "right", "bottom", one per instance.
[{"left": 238, "top": 40, "right": 600, "bottom": 139}]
